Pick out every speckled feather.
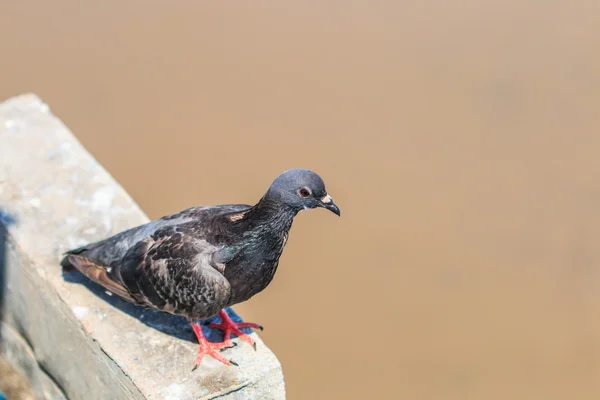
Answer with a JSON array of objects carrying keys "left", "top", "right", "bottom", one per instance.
[{"left": 61, "top": 169, "right": 339, "bottom": 321}]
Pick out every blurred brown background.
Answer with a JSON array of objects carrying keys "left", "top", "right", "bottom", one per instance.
[{"left": 2, "top": 1, "right": 600, "bottom": 399}]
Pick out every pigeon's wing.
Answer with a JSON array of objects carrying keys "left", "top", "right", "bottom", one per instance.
[
  {"left": 62, "top": 204, "right": 252, "bottom": 268},
  {"left": 115, "top": 225, "right": 232, "bottom": 319}
]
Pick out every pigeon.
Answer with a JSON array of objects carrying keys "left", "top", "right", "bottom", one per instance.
[{"left": 61, "top": 168, "right": 340, "bottom": 368}]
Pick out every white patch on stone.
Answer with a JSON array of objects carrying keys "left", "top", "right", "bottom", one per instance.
[
  {"left": 163, "top": 383, "right": 186, "bottom": 400},
  {"left": 106, "top": 267, "right": 112, "bottom": 273},
  {"left": 92, "top": 187, "right": 115, "bottom": 211},
  {"left": 72, "top": 306, "right": 89, "bottom": 319},
  {"left": 29, "top": 198, "right": 41, "bottom": 208},
  {"left": 101, "top": 214, "right": 112, "bottom": 232},
  {"left": 148, "top": 335, "right": 166, "bottom": 347},
  {"left": 83, "top": 227, "right": 97, "bottom": 235}
]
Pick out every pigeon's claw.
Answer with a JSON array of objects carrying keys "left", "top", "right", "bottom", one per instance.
[
  {"left": 190, "top": 321, "right": 237, "bottom": 369},
  {"left": 208, "top": 309, "right": 263, "bottom": 351}
]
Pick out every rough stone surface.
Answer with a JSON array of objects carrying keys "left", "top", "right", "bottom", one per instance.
[
  {"left": 1, "top": 322, "right": 67, "bottom": 400},
  {"left": 0, "top": 94, "right": 286, "bottom": 400}
]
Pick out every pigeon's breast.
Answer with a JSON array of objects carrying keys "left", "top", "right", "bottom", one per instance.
[{"left": 224, "top": 230, "right": 289, "bottom": 306}]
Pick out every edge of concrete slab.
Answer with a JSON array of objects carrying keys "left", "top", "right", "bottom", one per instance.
[{"left": 0, "top": 94, "right": 286, "bottom": 400}]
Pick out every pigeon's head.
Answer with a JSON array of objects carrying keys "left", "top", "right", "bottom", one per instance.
[{"left": 265, "top": 168, "right": 340, "bottom": 216}]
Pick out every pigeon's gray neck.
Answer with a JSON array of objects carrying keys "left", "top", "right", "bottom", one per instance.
[
  {"left": 245, "top": 195, "right": 297, "bottom": 233},
  {"left": 227, "top": 193, "right": 294, "bottom": 245}
]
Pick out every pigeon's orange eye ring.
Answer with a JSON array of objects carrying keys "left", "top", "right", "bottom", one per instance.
[{"left": 298, "top": 187, "right": 312, "bottom": 198}]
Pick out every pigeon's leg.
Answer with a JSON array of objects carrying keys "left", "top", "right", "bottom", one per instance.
[
  {"left": 190, "top": 321, "right": 238, "bottom": 370},
  {"left": 208, "top": 309, "right": 263, "bottom": 351}
]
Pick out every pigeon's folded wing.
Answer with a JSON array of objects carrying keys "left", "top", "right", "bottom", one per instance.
[{"left": 115, "top": 226, "right": 232, "bottom": 318}]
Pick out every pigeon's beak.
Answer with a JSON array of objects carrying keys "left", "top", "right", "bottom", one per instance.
[{"left": 319, "top": 194, "right": 341, "bottom": 216}]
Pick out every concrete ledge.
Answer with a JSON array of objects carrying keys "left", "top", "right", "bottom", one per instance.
[
  {"left": 0, "top": 94, "right": 285, "bottom": 400},
  {"left": 1, "top": 322, "right": 67, "bottom": 400}
]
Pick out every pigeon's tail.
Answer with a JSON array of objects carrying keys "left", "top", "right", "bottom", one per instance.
[
  {"left": 61, "top": 241, "right": 104, "bottom": 272},
  {"left": 63, "top": 254, "right": 136, "bottom": 303}
]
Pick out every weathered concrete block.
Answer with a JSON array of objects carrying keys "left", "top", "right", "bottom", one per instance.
[{"left": 0, "top": 94, "right": 285, "bottom": 400}]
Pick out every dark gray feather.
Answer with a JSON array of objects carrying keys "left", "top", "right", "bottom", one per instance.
[{"left": 62, "top": 169, "right": 339, "bottom": 322}]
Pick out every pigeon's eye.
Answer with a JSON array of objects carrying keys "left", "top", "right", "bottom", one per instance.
[{"left": 298, "top": 187, "right": 312, "bottom": 198}]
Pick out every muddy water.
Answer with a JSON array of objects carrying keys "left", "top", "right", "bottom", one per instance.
[{"left": 2, "top": 1, "right": 600, "bottom": 399}]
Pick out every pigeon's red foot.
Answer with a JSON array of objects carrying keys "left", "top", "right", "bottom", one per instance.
[
  {"left": 190, "top": 321, "right": 238, "bottom": 370},
  {"left": 208, "top": 309, "right": 263, "bottom": 351}
]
